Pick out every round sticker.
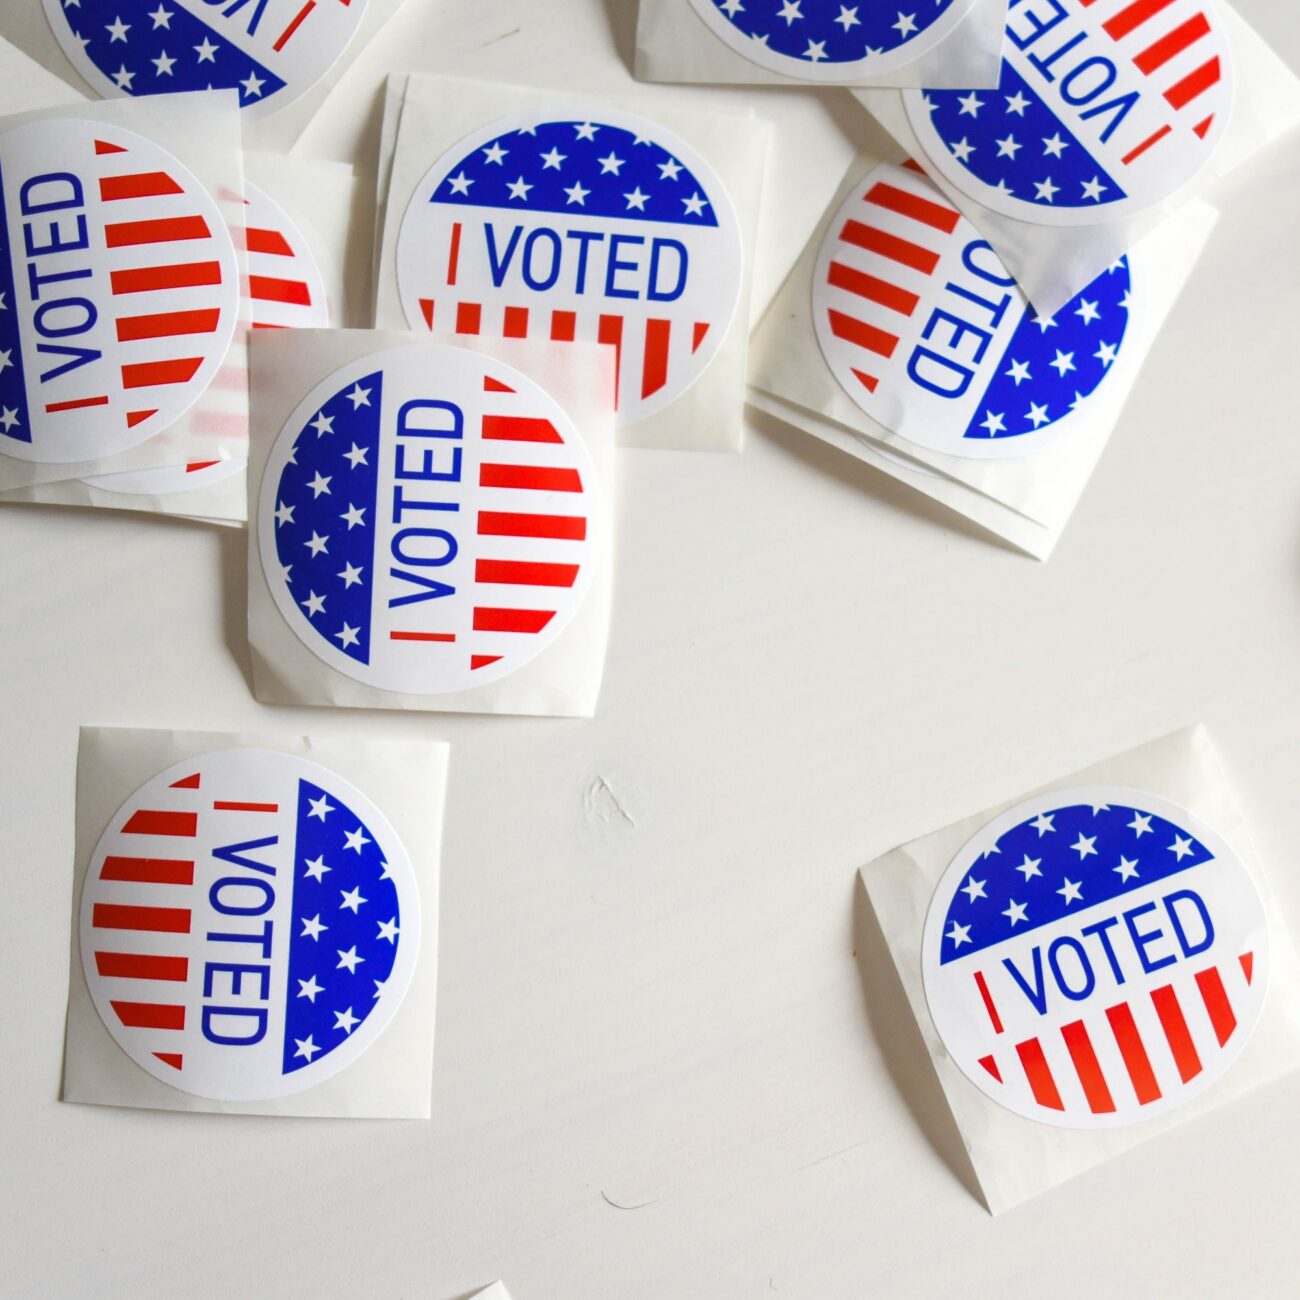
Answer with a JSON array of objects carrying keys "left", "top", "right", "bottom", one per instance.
[
  {"left": 0, "top": 118, "right": 238, "bottom": 465},
  {"left": 43, "top": 0, "right": 370, "bottom": 117},
  {"left": 395, "top": 107, "right": 742, "bottom": 427},
  {"left": 80, "top": 747, "right": 419, "bottom": 1101},
  {"left": 686, "top": 0, "right": 980, "bottom": 82},
  {"left": 812, "top": 161, "right": 1133, "bottom": 457},
  {"left": 258, "top": 342, "right": 601, "bottom": 694},
  {"left": 904, "top": 0, "right": 1232, "bottom": 225},
  {"left": 80, "top": 178, "right": 329, "bottom": 496},
  {"left": 922, "top": 787, "right": 1268, "bottom": 1128}
]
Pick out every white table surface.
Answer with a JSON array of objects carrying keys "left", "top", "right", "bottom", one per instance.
[{"left": 5, "top": 1, "right": 1300, "bottom": 1296}]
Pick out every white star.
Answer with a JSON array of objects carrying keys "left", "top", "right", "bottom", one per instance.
[
  {"left": 240, "top": 72, "right": 265, "bottom": 99},
  {"left": 1074, "top": 298, "right": 1100, "bottom": 325},
  {"left": 778, "top": 0, "right": 803, "bottom": 22},
  {"left": 1002, "top": 900, "right": 1028, "bottom": 926},
  {"left": 1057, "top": 879, "right": 1083, "bottom": 904},
  {"left": 950, "top": 137, "right": 975, "bottom": 163},
  {"left": 111, "top": 65, "right": 134, "bottom": 90},
  {"left": 0, "top": 350, "right": 11, "bottom": 373},
  {"left": 1072, "top": 833, "right": 1098, "bottom": 859},
  {"left": 1034, "top": 176, "right": 1060, "bottom": 203},
  {"left": 344, "top": 826, "right": 371, "bottom": 854},
  {"left": 343, "top": 442, "right": 367, "bottom": 468},
  {"left": 894, "top": 11, "right": 918, "bottom": 36},
  {"left": 1169, "top": 835, "right": 1195, "bottom": 861},
  {"left": 682, "top": 193, "right": 708, "bottom": 217},
  {"left": 721, "top": 0, "right": 743, "bottom": 14},
  {"left": 303, "top": 855, "right": 330, "bottom": 882},
  {"left": 372, "top": 979, "right": 386, "bottom": 1001},
  {"left": 1005, "top": 358, "right": 1031, "bottom": 385},
  {"left": 307, "top": 471, "right": 332, "bottom": 498},
  {"left": 624, "top": 187, "right": 648, "bottom": 211},
  {"left": 597, "top": 152, "right": 624, "bottom": 174},
  {"left": 148, "top": 4, "right": 172, "bottom": 27},
  {"left": 334, "top": 1007, "right": 360, "bottom": 1035},
  {"left": 106, "top": 16, "right": 130, "bottom": 41},
  {"left": 1016, "top": 854, "right": 1042, "bottom": 880},
  {"left": 1081, "top": 176, "right": 1105, "bottom": 202},
  {"left": 335, "top": 623, "right": 360, "bottom": 649},
  {"left": 310, "top": 410, "right": 334, "bottom": 436},
  {"left": 194, "top": 36, "right": 218, "bottom": 61},
  {"left": 305, "top": 531, "right": 329, "bottom": 556},
  {"left": 447, "top": 172, "right": 473, "bottom": 196},
  {"left": 340, "top": 503, "right": 366, "bottom": 530},
  {"left": 979, "top": 410, "right": 1006, "bottom": 436},
  {"left": 540, "top": 146, "right": 566, "bottom": 170},
  {"left": 658, "top": 158, "right": 683, "bottom": 181},
  {"left": 1129, "top": 812, "right": 1153, "bottom": 836},
  {"left": 308, "top": 795, "right": 335, "bottom": 821},
  {"left": 564, "top": 181, "right": 590, "bottom": 206},
  {"left": 946, "top": 921, "right": 972, "bottom": 948},
  {"left": 301, "top": 591, "right": 326, "bottom": 618},
  {"left": 151, "top": 50, "right": 175, "bottom": 76},
  {"left": 957, "top": 91, "right": 983, "bottom": 117},
  {"left": 804, "top": 38, "right": 828, "bottom": 60},
  {"left": 1094, "top": 340, "right": 1119, "bottom": 366},
  {"left": 1042, "top": 133, "right": 1067, "bottom": 158},
  {"left": 347, "top": 384, "right": 371, "bottom": 409},
  {"left": 835, "top": 5, "right": 860, "bottom": 30},
  {"left": 300, "top": 913, "right": 327, "bottom": 940},
  {"left": 1114, "top": 856, "right": 1140, "bottom": 882},
  {"left": 1025, "top": 402, "right": 1050, "bottom": 428},
  {"left": 339, "top": 885, "right": 367, "bottom": 913},
  {"left": 574, "top": 122, "right": 598, "bottom": 140},
  {"left": 1004, "top": 91, "right": 1030, "bottom": 115},
  {"left": 1031, "top": 813, "right": 1055, "bottom": 835},
  {"left": 293, "top": 1035, "right": 320, "bottom": 1061},
  {"left": 274, "top": 501, "right": 294, "bottom": 527},
  {"left": 377, "top": 917, "right": 400, "bottom": 943},
  {"left": 1120, "top": 289, "right": 1134, "bottom": 312},
  {"left": 338, "top": 562, "right": 364, "bottom": 589},
  {"left": 482, "top": 142, "right": 507, "bottom": 165},
  {"left": 507, "top": 176, "right": 533, "bottom": 201},
  {"left": 1048, "top": 350, "right": 1076, "bottom": 377},
  {"left": 1032, "top": 311, "right": 1057, "bottom": 332},
  {"left": 1088, "top": 802, "right": 1110, "bottom": 815},
  {"left": 337, "top": 946, "right": 364, "bottom": 973},
  {"left": 960, "top": 876, "right": 986, "bottom": 902},
  {"left": 995, "top": 134, "right": 1021, "bottom": 159},
  {"left": 297, "top": 975, "right": 324, "bottom": 1002}
]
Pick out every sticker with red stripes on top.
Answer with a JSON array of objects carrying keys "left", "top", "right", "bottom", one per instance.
[
  {"left": 395, "top": 107, "right": 742, "bottom": 426},
  {"left": 813, "top": 161, "right": 1134, "bottom": 458},
  {"left": 80, "top": 178, "right": 329, "bottom": 496},
  {"left": 258, "top": 342, "right": 600, "bottom": 694},
  {"left": 903, "top": 0, "right": 1232, "bottom": 226},
  {"left": 80, "top": 747, "right": 420, "bottom": 1101},
  {"left": 922, "top": 786, "right": 1268, "bottom": 1128},
  {"left": 0, "top": 117, "right": 239, "bottom": 464}
]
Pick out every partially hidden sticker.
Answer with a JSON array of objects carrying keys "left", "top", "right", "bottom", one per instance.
[
  {"left": 813, "top": 161, "right": 1133, "bottom": 457},
  {"left": 258, "top": 342, "right": 601, "bottom": 694},
  {"left": 43, "top": 0, "right": 370, "bottom": 117},
  {"left": 904, "top": 0, "right": 1232, "bottom": 225},
  {"left": 0, "top": 117, "right": 239, "bottom": 465},
  {"left": 922, "top": 787, "right": 1268, "bottom": 1128},
  {"left": 686, "top": 0, "right": 980, "bottom": 81},
  {"left": 80, "top": 747, "right": 420, "bottom": 1101},
  {"left": 395, "top": 107, "right": 742, "bottom": 426},
  {"left": 81, "top": 178, "right": 329, "bottom": 496}
]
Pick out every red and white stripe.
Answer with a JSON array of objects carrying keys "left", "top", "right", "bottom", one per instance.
[{"left": 240, "top": 181, "right": 331, "bottom": 331}]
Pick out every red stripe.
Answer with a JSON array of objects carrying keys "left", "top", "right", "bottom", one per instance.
[
  {"left": 1015, "top": 1038, "right": 1065, "bottom": 1110},
  {"left": 420, "top": 298, "right": 435, "bottom": 330},
  {"left": 503, "top": 306, "right": 529, "bottom": 338},
  {"left": 482, "top": 415, "right": 562, "bottom": 444},
  {"left": 827, "top": 261, "right": 918, "bottom": 316},
  {"left": 212, "top": 801, "right": 278, "bottom": 813},
  {"left": 473, "top": 607, "right": 556, "bottom": 634},
  {"left": 45, "top": 395, "right": 108, "bottom": 413},
  {"left": 250, "top": 274, "right": 312, "bottom": 306},
  {"left": 457, "top": 302, "right": 482, "bottom": 334},
  {"left": 1165, "top": 57, "right": 1220, "bottom": 110},
  {"left": 95, "top": 952, "right": 188, "bottom": 982},
  {"left": 100, "top": 855, "right": 193, "bottom": 885},
  {"left": 840, "top": 220, "right": 939, "bottom": 274},
  {"left": 476, "top": 559, "right": 579, "bottom": 587},
  {"left": 478, "top": 511, "right": 586, "bottom": 540},
  {"left": 1195, "top": 966, "right": 1237, "bottom": 1046},
  {"left": 121, "top": 358, "right": 203, "bottom": 389},
  {"left": 95, "top": 139, "right": 127, "bottom": 155},
  {"left": 154, "top": 1052, "right": 183, "bottom": 1070},
  {"left": 1105, "top": 1002, "right": 1162, "bottom": 1103},
  {"left": 973, "top": 970, "right": 1003, "bottom": 1034},
  {"left": 828, "top": 309, "right": 899, "bottom": 359},
  {"left": 551, "top": 310, "right": 576, "bottom": 341},
  {"left": 1120, "top": 123, "right": 1172, "bottom": 165},
  {"left": 1193, "top": 114, "right": 1214, "bottom": 138},
  {"left": 471, "top": 654, "right": 502, "bottom": 670},
  {"left": 1061, "top": 1020, "right": 1116, "bottom": 1113},
  {"left": 1103, "top": 0, "right": 1176, "bottom": 39},
  {"left": 121, "top": 809, "right": 197, "bottom": 837},
  {"left": 480, "top": 463, "right": 583, "bottom": 493},
  {"left": 92, "top": 903, "right": 191, "bottom": 934},
  {"left": 1240, "top": 951, "right": 1254, "bottom": 984},
  {"left": 116, "top": 308, "right": 220, "bottom": 342},
  {"left": 447, "top": 221, "right": 462, "bottom": 286},
  {"left": 244, "top": 226, "right": 294, "bottom": 256},
  {"left": 1151, "top": 984, "right": 1203, "bottom": 1082},
  {"left": 127, "top": 409, "right": 157, "bottom": 428},
  {"left": 865, "top": 181, "right": 959, "bottom": 233},
  {"left": 642, "top": 318, "right": 671, "bottom": 399},
  {"left": 852, "top": 369, "right": 879, "bottom": 393},
  {"left": 901, "top": 158, "right": 927, "bottom": 173},
  {"left": 105, "top": 216, "right": 211, "bottom": 248},
  {"left": 484, "top": 376, "right": 514, "bottom": 393},
  {"left": 111, "top": 1001, "right": 185, "bottom": 1030},
  {"left": 692, "top": 322, "right": 709, "bottom": 353},
  {"left": 273, "top": 0, "right": 316, "bottom": 50},
  {"left": 1135, "top": 12, "right": 1210, "bottom": 72},
  {"left": 390, "top": 631, "right": 455, "bottom": 642},
  {"left": 186, "top": 461, "right": 220, "bottom": 472},
  {"left": 99, "top": 172, "right": 184, "bottom": 202},
  {"left": 171, "top": 773, "right": 201, "bottom": 789},
  {"left": 978, "top": 1054, "right": 1002, "bottom": 1082},
  {"left": 111, "top": 261, "right": 222, "bottom": 295}
]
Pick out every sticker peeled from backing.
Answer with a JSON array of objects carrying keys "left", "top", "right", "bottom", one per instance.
[
  {"left": 43, "top": 0, "right": 370, "bottom": 117},
  {"left": 81, "top": 178, "right": 330, "bottom": 496},
  {"left": 259, "top": 342, "right": 601, "bottom": 694},
  {"left": 903, "top": 0, "right": 1232, "bottom": 225},
  {"left": 813, "top": 161, "right": 1133, "bottom": 457},
  {"left": 686, "top": 0, "right": 980, "bottom": 82},
  {"left": 395, "top": 107, "right": 742, "bottom": 426},
  {"left": 922, "top": 787, "right": 1268, "bottom": 1128},
  {"left": 0, "top": 117, "right": 238, "bottom": 465},
  {"left": 80, "top": 747, "right": 419, "bottom": 1101}
]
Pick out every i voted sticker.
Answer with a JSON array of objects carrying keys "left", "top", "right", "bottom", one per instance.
[
  {"left": 81, "top": 178, "right": 329, "bottom": 496},
  {"left": 687, "top": 0, "right": 979, "bottom": 82},
  {"left": 813, "top": 161, "right": 1133, "bottom": 457},
  {"left": 0, "top": 118, "right": 239, "bottom": 465},
  {"left": 259, "top": 343, "right": 601, "bottom": 694},
  {"left": 904, "top": 0, "right": 1232, "bottom": 225},
  {"left": 44, "top": 0, "right": 370, "bottom": 117},
  {"left": 80, "top": 747, "right": 419, "bottom": 1101},
  {"left": 923, "top": 788, "right": 1268, "bottom": 1128},
  {"left": 395, "top": 107, "right": 742, "bottom": 426}
]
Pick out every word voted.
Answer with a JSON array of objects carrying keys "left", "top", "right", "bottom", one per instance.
[
  {"left": 201, "top": 0, "right": 319, "bottom": 49},
  {"left": 995, "top": 886, "right": 1216, "bottom": 1017},
  {"left": 906, "top": 240, "right": 1016, "bottom": 399},
  {"left": 474, "top": 221, "right": 691, "bottom": 303}
]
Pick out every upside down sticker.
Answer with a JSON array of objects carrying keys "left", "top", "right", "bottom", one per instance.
[
  {"left": 80, "top": 747, "right": 419, "bottom": 1101},
  {"left": 922, "top": 788, "right": 1268, "bottom": 1127},
  {"left": 258, "top": 343, "right": 601, "bottom": 694},
  {"left": 904, "top": 0, "right": 1233, "bottom": 224},
  {"left": 813, "top": 161, "right": 1133, "bottom": 457},
  {"left": 44, "top": 0, "right": 370, "bottom": 116},
  {"left": 0, "top": 116, "right": 238, "bottom": 465},
  {"left": 395, "top": 107, "right": 742, "bottom": 426}
]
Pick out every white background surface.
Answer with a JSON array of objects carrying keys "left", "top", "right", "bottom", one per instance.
[{"left": 3, "top": 1, "right": 1300, "bottom": 1296}]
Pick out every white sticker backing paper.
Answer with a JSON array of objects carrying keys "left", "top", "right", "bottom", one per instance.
[
  {"left": 860, "top": 726, "right": 1300, "bottom": 1211},
  {"left": 64, "top": 725, "right": 446, "bottom": 1118}
]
